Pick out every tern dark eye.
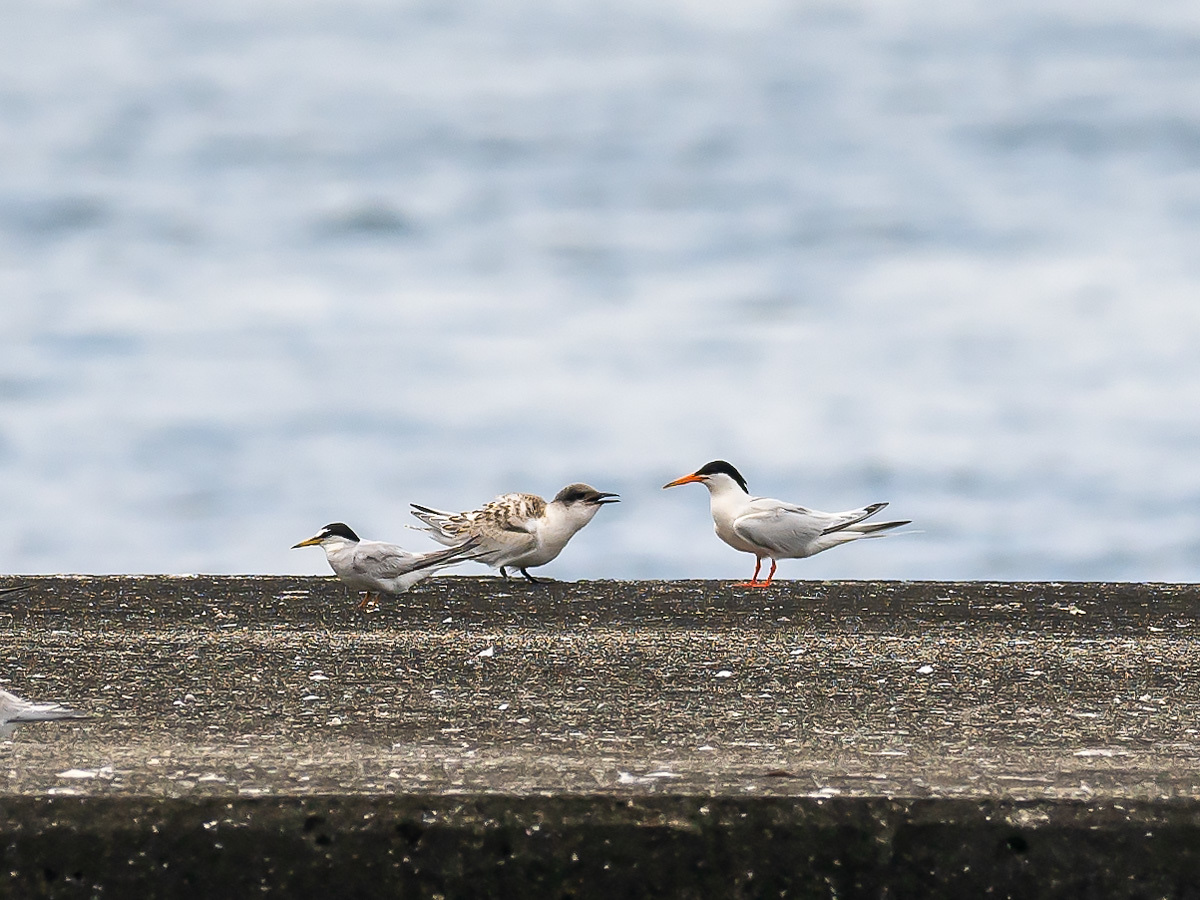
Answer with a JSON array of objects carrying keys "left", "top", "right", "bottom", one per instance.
[
  {"left": 553, "top": 484, "right": 598, "bottom": 504},
  {"left": 692, "top": 461, "right": 748, "bottom": 493}
]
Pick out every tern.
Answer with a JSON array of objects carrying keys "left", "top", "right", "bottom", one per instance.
[
  {"left": 292, "top": 523, "right": 481, "bottom": 608},
  {"left": 0, "top": 688, "right": 88, "bottom": 740},
  {"left": 410, "top": 483, "right": 620, "bottom": 583},
  {"left": 663, "top": 460, "right": 910, "bottom": 588}
]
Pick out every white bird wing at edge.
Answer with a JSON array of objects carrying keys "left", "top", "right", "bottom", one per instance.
[
  {"left": 0, "top": 700, "right": 86, "bottom": 739},
  {"left": 0, "top": 690, "right": 87, "bottom": 724},
  {"left": 9, "top": 702, "right": 86, "bottom": 723}
]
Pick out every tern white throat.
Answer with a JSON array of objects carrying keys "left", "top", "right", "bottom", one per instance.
[{"left": 663, "top": 460, "right": 910, "bottom": 587}]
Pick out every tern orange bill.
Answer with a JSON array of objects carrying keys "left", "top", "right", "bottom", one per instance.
[{"left": 663, "top": 460, "right": 910, "bottom": 588}]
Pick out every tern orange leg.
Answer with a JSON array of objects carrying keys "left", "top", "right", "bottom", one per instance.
[
  {"left": 736, "top": 557, "right": 765, "bottom": 588},
  {"left": 357, "top": 591, "right": 377, "bottom": 610},
  {"left": 738, "top": 558, "right": 777, "bottom": 589}
]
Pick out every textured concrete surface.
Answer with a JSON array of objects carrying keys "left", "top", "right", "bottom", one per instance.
[
  {"left": 3, "top": 576, "right": 1200, "bottom": 897},
  {"left": 6, "top": 794, "right": 1200, "bottom": 899}
]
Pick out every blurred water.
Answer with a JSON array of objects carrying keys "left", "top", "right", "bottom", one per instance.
[{"left": 2, "top": 0, "right": 1199, "bottom": 581}]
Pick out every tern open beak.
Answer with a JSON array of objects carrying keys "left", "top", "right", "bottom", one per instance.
[
  {"left": 291, "top": 536, "right": 323, "bottom": 549},
  {"left": 593, "top": 492, "right": 621, "bottom": 504},
  {"left": 662, "top": 473, "right": 704, "bottom": 489}
]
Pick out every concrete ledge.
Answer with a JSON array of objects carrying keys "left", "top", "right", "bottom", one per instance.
[
  {"left": 6, "top": 795, "right": 1200, "bottom": 899},
  {"left": 4, "top": 577, "right": 1200, "bottom": 896}
]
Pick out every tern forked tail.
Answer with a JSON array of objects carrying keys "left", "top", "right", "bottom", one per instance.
[{"left": 662, "top": 460, "right": 912, "bottom": 588}]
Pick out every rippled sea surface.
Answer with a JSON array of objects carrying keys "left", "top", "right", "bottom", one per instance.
[{"left": 2, "top": 1, "right": 1199, "bottom": 581}]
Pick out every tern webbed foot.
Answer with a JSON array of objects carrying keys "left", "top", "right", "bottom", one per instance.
[
  {"left": 735, "top": 558, "right": 768, "bottom": 587},
  {"left": 735, "top": 559, "right": 776, "bottom": 588}
]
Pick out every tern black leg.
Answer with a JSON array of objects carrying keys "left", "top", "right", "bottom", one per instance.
[
  {"left": 500, "top": 567, "right": 511, "bottom": 580},
  {"left": 520, "top": 568, "right": 541, "bottom": 584}
]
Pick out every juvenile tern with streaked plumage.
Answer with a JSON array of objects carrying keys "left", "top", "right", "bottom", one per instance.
[
  {"left": 0, "top": 688, "right": 88, "bottom": 740},
  {"left": 663, "top": 460, "right": 910, "bottom": 587},
  {"left": 292, "top": 523, "right": 482, "bottom": 608},
  {"left": 410, "top": 483, "right": 619, "bottom": 583}
]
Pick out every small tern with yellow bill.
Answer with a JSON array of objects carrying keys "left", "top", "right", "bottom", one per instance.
[{"left": 292, "top": 523, "right": 481, "bottom": 608}]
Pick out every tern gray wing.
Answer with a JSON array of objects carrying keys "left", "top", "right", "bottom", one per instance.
[
  {"left": 732, "top": 504, "right": 825, "bottom": 557},
  {"left": 355, "top": 543, "right": 421, "bottom": 577},
  {"left": 358, "top": 537, "right": 485, "bottom": 579},
  {"left": 352, "top": 543, "right": 426, "bottom": 578},
  {"left": 736, "top": 500, "right": 906, "bottom": 558},
  {"left": 410, "top": 537, "right": 487, "bottom": 570}
]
